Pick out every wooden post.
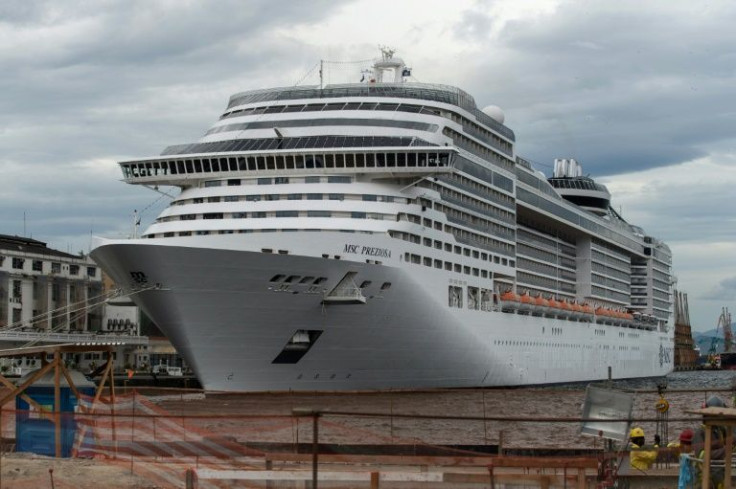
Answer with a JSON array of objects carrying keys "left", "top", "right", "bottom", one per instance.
[
  {"left": 54, "top": 351, "right": 61, "bottom": 458},
  {"left": 265, "top": 459, "right": 273, "bottom": 489},
  {"left": 312, "top": 413, "right": 319, "bottom": 489},
  {"left": 370, "top": 471, "right": 379, "bottom": 489},
  {"left": 577, "top": 468, "right": 586, "bottom": 489},
  {"left": 106, "top": 352, "right": 118, "bottom": 459},
  {"left": 185, "top": 468, "right": 198, "bottom": 489},
  {"left": 702, "top": 426, "right": 712, "bottom": 489},
  {"left": 725, "top": 428, "right": 734, "bottom": 489}
]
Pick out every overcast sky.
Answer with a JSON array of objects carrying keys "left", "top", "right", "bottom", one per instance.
[{"left": 1, "top": 0, "right": 734, "bottom": 331}]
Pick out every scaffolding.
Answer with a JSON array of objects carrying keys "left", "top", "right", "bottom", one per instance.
[{"left": 0, "top": 343, "right": 117, "bottom": 458}]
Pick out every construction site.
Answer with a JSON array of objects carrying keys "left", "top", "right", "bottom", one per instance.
[{"left": 0, "top": 342, "right": 733, "bottom": 489}]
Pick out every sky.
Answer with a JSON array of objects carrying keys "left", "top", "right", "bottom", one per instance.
[{"left": 1, "top": 0, "right": 734, "bottom": 331}]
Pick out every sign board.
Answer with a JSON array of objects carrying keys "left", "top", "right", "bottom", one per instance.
[{"left": 580, "top": 384, "right": 634, "bottom": 442}]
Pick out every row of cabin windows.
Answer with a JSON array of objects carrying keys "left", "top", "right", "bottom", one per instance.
[
  {"left": 444, "top": 110, "right": 513, "bottom": 154},
  {"left": 161, "top": 135, "right": 433, "bottom": 157},
  {"left": 222, "top": 101, "right": 441, "bottom": 119},
  {"left": 395, "top": 212, "right": 515, "bottom": 257},
  {"left": 204, "top": 175, "right": 348, "bottom": 186},
  {"left": 206, "top": 117, "right": 438, "bottom": 137},
  {"left": 175, "top": 192, "right": 404, "bottom": 207},
  {"left": 443, "top": 127, "right": 514, "bottom": 171},
  {"left": 391, "top": 231, "right": 514, "bottom": 268},
  {"left": 220, "top": 101, "right": 514, "bottom": 148},
  {"left": 591, "top": 237, "right": 632, "bottom": 262},
  {"left": 148, "top": 229, "right": 376, "bottom": 238},
  {"left": 269, "top": 274, "right": 392, "bottom": 291},
  {"left": 517, "top": 215, "right": 577, "bottom": 247},
  {"left": 159, "top": 210, "right": 392, "bottom": 225},
  {"left": 403, "top": 252, "right": 512, "bottom": 277},
  {"left": 433, "top": 201, "right": 515, "bottom": 240},
  {"left": 441, "top": 172, "right": 515, "bottom": 209},
  {"left": 590, "top": 285, "right": 631, "bottom": 304},
  {"left": 591, "top": 261, "right": 631, "bottom": 282},
  {"left": 123, "top": 150, "right": 451, "bottom": 179},
  {"left": 422, "top": 181, "right": 516, "bottom": 225},
  {"left": 1, "top": 258, "right": 93, "bottom": 277}
]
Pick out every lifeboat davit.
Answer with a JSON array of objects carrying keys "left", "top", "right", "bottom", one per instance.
[
  {"left": 581, "top": 303, "right": 594, "bottom": 321},
  {"left": 534, "top": 294, "right": 549, "bottom": 314},
  {"left": 557, "top": 299, "right": 571, "bottom": 316},
  {"left": 547, "top": 297, "right": 561, "bottom": 316}
]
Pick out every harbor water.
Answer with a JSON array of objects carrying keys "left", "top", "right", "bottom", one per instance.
[{"left": 155, "top": 369, "right": 736, "bottom": 452}]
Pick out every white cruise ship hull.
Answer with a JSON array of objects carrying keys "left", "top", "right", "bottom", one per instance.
[{"left": 92, "top": 233, "right": 673, "bottom": 392}]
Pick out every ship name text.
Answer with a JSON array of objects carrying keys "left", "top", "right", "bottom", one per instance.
[{"left": 343, "top": 244, "right": 392, "bottom": 258}]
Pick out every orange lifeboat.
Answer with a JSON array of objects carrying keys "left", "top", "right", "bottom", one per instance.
[
  {"left": 570, "top": 301, "right": 584, "bottom": 319},
  {"left": 499, "top": 290, "right": 521, "bottom": 312},
  {"left": 534, "top": 294, "right": 549, "bottom": 310},
  {"left": 595, "top": 307, "right": 613, "bottom": 322},
  {"left": 547, "top": 297, "right": 562, "bottom": 316},
  {"left": 519, "top": 292, "right": 534, "bottom": 312}
]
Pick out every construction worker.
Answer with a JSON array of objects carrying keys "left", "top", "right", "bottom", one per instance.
[
  {"left": 629, "top": 426, "right": 660, "bottom": 471},
  {"left": 678, "top": 429, "right": 695, "bottom": 454}
]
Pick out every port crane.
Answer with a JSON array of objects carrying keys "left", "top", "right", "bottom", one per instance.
[{"left": 708, "top": 307, "right": 732, "bottom": 367}]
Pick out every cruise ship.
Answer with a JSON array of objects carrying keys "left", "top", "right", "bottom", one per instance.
[{"left": 91, "top": 50, "right": 675, "bottom": 392}]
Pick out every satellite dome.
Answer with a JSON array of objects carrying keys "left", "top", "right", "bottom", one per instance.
[{"left": 481, "top": 105, "right": 505, "bottom": 124}]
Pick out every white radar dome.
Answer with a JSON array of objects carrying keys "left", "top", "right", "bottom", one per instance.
[{"left": 481, "top": 105, "right": 505, "bottom": 124}]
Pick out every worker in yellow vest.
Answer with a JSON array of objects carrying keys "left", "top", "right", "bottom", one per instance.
[{"left": 629, "top": 426, "right": 660, "bottom": 471}]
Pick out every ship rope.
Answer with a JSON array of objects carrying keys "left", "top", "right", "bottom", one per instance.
[{"left": 0, "top": 284, "right": 160, "bottom": 349}]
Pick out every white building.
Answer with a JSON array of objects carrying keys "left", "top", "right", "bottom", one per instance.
[{"left": 0, "top": 234, "right": 147, "bottom": 374}]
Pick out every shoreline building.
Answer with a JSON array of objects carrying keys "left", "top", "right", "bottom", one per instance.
[{"left": 0, "top": 234, "right": 147, "bottom": 374}]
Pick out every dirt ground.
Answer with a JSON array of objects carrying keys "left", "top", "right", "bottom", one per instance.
[{"left": 0, "top": 453, "right": 157, "bottom": 489}]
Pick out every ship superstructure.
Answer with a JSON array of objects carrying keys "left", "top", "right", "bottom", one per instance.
[{"left": 91, "top": 50, "right": 674, "bottom": 391}]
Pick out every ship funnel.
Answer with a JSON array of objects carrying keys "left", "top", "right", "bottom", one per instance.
[{"left": 553, "top": 158, "right": 583, "bottom": 178}]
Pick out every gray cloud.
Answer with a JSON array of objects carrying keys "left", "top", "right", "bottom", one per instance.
[
  {"left": 455, "top": 1, "right": 736, "bottom": 176},
  {"left": 0, "top": 0, "right": 340, "bottom": 252},
  {"left": 709, "top": 277, "right": 736, "bottom": 301}
]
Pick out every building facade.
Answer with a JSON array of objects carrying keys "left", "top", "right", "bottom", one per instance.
[{"left": 0, "top": 234, "right": 148, "bottom": 374}]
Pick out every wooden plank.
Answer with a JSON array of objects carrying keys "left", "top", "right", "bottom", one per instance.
[
  {"left": 702, "top": 426, "right": 712, "bottom": 489},
  {"left": 725, "top": 429, "right": 733, "bottom": 489},
  {"left": 0, "top": 359, "right": 56, "bottom": 407},
  {"left": 0, "top": 372, "right": 55, "bottom": 422},
  {"left": 489, "top": 455, "right": 598, "bottom": 469},
  {"left": 265, "top": 452, "right": 496, "bottom": 466}
]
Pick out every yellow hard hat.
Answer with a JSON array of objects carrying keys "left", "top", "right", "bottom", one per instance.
[{"left": 630, "top": 427, "right": 645, "bottom": 438}]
